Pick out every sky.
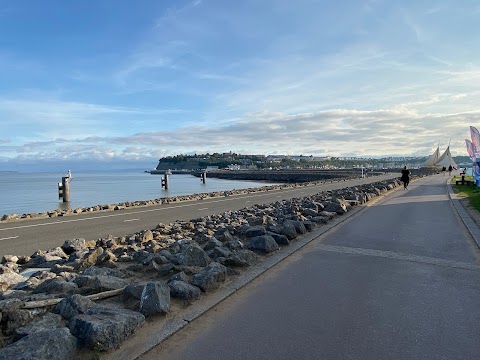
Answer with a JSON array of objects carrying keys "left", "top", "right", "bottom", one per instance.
[{"left": 0, "top": 0, "right": 478, "bottom": 171}]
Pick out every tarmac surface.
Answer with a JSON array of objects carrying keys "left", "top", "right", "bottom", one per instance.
[{"left": 132, "top": 173, "right": 480, "bottom": 360}]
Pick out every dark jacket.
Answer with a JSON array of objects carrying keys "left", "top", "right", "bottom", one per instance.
[{"left": 401, "top": 169, "right": 410, "bottom": 182}]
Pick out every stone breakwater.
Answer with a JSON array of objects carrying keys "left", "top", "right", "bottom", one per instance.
[
  {"left": 193, "top": 169, "right": 369, "bottom": 183},
  {"left": 0, "top": 172, "right": 436, "bottom": 359}
]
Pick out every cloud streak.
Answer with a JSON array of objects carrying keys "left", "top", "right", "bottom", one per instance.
[{"left": 2, "top": 104, "right": 475, "bottom": 167}]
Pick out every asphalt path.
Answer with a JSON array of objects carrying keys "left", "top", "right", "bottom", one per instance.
[
  {"left": 0, "top": 173, "right": 398, "bottom": 258},
  {"left": 142, "top": 173, "right": 480, "bottom": 360}
]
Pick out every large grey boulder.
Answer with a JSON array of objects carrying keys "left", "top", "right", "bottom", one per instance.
[
  {"left": 244, "top": 225, "right": 267, "bottom": 238},
  {"left": 285, "top": 220, "right": 307, "bottom": 235},
  {"left": 203, "top": 237, "right": 223, "bottom": 251},
  {"left": 267, "top": 232, "right": 290, "bottom": 245},
  {"left": 191, "top": 262, "right": 227, "bottom": 292},
  {"left": 82, "top": 266, "right": 127, "bottom": 278},
  {"left": 311, "top": 216, "right": 330, "bottom": 224},
  {"left": 225, "top": 238, "right": 244, "bottom": 251},
  {"left": 69, "top": 306, "right": 145, "bottom": 350},
  {"left": 281, "top": 222, "right": 297, "bottom": 240},
  {"left": 53, "top": 294, "right": 96, "bottom": 320},
  {"left": 248, "top": 235, "right": 280, "bottom": 253},
  {"left": 123, "top": 282, "right": 171, "bottom": 316},
  {"left": 323, "top": 201, "right": 348, "bottom": 214},
  {"left": 14, "top": 312, "right": 63, "bottom": 340},
  {"left": 0, "top": 328, "right": 77, "bottom": 360},
  {"left": 267, "top": 224, "right": 284, "bottom": 235},
  {"left": 218, "top": 229, "right": 234, "bottom": 242},
  {"left": 223, "top": 250, "right": 260, "bottom": 267},
  {"left": 168, "top": 271, "right": 190, "bottom": 284},
  {"left": 208, "top": 246, "right": 232, "bottom": 260},
  {"left": 302, "top": 221, "right": 315, "bottom": 231},
  {"left": 123, "top": 282, "right": 147, "bottom": 310},
  {"left": 168, "top": 280, "right": 201, "bottom": 300},
  {"left": 139, "top": 282, "right": 171, "bottom": 316},
  {"left": 75, "top": 275, "right": 127, "bottom": 293},
  {"left": 27, "top": 248, "right": 68, "bottom": 268},
  {"left": 179, "top": 243, "right": 211, "bottom": 267},
  {"left": 0, "top": 299, "right": 49, "bottom": 336},
  {"left": 302, "top": 208, "right": 318, "bottom": 217},
  {"left": 32, "top": 278, "right": 79, "bottom": 295}
]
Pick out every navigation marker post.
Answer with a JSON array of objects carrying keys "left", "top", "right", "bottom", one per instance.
[
  {"left": 161, "top": 171, "right": 169, "bottom": 190},
  {"left": 201, "top": 171, "right": 207, "bottom": 184},
  {"left": 58, "top": 170, "right": 73, "bottom": 202}
]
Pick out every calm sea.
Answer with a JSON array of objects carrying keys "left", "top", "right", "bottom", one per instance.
[{"left": 0, "top": 170, "right": 278, "bottom": 216}]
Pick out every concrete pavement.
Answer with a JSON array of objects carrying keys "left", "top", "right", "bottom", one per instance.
[{"left": 131, "top": 173, "right": 480, "bottom": 360}]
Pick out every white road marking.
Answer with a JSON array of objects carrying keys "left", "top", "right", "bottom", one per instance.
[
  {"left": 0, "top": 174, "right": 397, "bottom": 232},
  {"left": 0, "top": 236, "right": 18, "bottom": 241},
  {"left": 197, "top": 208, "right": 209, "bottom": 211},
  {"left": 123, "top": 219, "right": 140, "bottom": 222}
]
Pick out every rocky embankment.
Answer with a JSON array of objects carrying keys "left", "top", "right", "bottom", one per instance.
[{"left": 0, "top": 170, "right": 437, "bottom": 359}]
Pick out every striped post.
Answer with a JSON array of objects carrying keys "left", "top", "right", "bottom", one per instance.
[
  {"left": 161, "top": 172, "right": 169, "bottom": 190},
  {"left": 58, "top": 176, "right": 71, "bottom": 202}
]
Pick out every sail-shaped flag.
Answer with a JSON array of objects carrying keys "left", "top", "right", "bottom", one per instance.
[
  {"left": 467, "top": 127, "right": 480, "bottom": 186},
  {"left": 470, "top": 126, "right": 480, "bottom": 155},
  {"left": 434, "top": 146, "right": 458, "bottom": 168},
  {"left": 421, "top": 146, "right": 440, "bottom": 167},
  {"left": 466, "top": 139, "right": 476, "bottom": 161}
]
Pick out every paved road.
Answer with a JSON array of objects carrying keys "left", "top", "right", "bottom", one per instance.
[
  {"left": 0, "top": 174, "right": 397, "bottom": 258},
  {"left": 142, "top": 174, "right": 480, "bottom": 360}
]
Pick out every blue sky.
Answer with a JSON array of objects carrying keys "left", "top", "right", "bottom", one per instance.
[{"left": 0, "top": 0, "right": 478, "bottom": 171}]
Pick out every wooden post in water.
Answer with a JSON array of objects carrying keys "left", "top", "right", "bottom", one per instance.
[
  {"left": 161, "top": 172, "right": 169, "bottom": 190},
  {"left": 200, "top": 171, "right": 206, "bottom": 184}
]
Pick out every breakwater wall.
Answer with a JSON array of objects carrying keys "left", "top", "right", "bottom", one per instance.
[
  {"left": 193, "top": 169, "right": 368, "bottom": 182},
  {"left": 193, "top": 168, "right": 436, "bottom": 183}
]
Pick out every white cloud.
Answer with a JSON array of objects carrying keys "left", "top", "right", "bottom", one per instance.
[{"left": 2, "top": 103, "right": 474, "bottom": 165}]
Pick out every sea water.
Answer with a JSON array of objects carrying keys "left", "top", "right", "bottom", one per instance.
[{"left": 0, "top": 170, "right": 278, "bottom": 216}]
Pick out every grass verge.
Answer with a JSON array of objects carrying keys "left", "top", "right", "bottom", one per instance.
[{"left": 451, "top": 175, "right": 480, "bottom": 211}]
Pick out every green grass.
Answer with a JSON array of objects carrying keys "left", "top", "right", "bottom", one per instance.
[{"left": 452, "top": 175, "right": 480, "bottom": 211}]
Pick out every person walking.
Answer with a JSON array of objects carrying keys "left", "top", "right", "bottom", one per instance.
[
  {"left": 401, "top": 165, "right": 410, "bottom": 190},
  {"left": 448, "top": 164, "right": 453, "bottom": 175}
]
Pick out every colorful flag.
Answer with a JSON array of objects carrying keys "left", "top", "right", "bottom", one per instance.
[
  {"left": 466, "top": 139, "right": 476, "bottom": 160},
  {"left": 470, "top": 126, "right": 480, "bottom": 154}
]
